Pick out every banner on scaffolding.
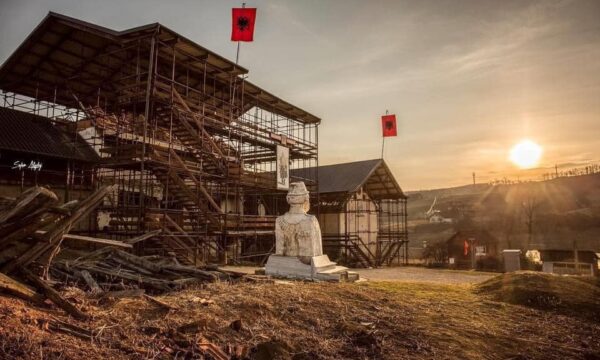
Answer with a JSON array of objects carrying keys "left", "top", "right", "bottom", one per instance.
[
  {"left": 276, "top": 145, "right": 290, "bottom": 190},
  {"left": 231, "top": 7, "right": 257, "bottom": 42}
]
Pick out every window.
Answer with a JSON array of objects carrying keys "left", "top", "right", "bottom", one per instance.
[{"left": 475, "top": 246, "right": 486, "bottom": 256}]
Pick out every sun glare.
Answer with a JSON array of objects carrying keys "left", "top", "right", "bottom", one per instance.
[{"left": 510, "top": 139, "right": 542, "bottom": 169}]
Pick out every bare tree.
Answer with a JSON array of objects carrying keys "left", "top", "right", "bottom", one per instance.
[
  {"left": 501, "top": 210, "right": 520, "bottom": 249},
  {"left": 521, "top": 194, "right": 540, "bottom": 248},
  {"left": 422, "top": 241, "right": 448, "bottom": 265}
]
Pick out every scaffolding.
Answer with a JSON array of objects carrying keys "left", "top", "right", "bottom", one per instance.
[
  {"left": 0, "top": 13, "right": 319, "bottom": 265},
  {"left": 321, "top": 194, "right": 408, "bottom": 267}
]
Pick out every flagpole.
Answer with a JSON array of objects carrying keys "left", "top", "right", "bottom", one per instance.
[
  {"left": 235, "top": 2, "right": 246, "bottom": 65},
  {"left": 381, "top": 109, "right": 388, "bottom": 159}
]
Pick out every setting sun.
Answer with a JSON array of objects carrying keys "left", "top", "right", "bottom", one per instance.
[{"left": 510, "top": 139, "right": 543, "bottom": 169}]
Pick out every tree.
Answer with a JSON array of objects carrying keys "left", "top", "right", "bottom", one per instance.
[
  {"left": 422, "top": 241, "right": 448, "bottom": 265},
  {"left": 521, "top": 194, "right": 540, "bottom": 249},
  {"left": 501, "top": 210, "right": 520, "bottom": 249}
]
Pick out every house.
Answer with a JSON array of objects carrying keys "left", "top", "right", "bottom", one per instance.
[
  {"left": 293, "top": 159, "right": 408, "bottom": 267},
  {"left": 446, "top": 229, "right": 500, "bottom": 270},
  {"left": 0, "top": 107, "right": 98, "bottom": 202},
  {"left": 537, "top": 248, "right": 599, "bottom": 276},
  {"left": 429, "top": 213, "right": 453, "bottom": 223}
]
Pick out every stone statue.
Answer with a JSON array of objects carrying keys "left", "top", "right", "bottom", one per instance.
[
  {"left": 265, "top": 181, "right": 357, "bottom": 282},
  {"left": 275, "top": 182, "right": 322, "bottom": 259}
]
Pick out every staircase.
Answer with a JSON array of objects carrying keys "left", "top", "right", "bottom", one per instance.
[
  {"left": 153, "top": 81, "right": 240, "bottom": 177},
  {"left": 149, "top": 148, "right": 222, "bottom": 226},
  {"left": 154, "top": 213, "right": 219, "bottom": 266},
  {"left": 323, "top": 234, "right": 375, "bottom": 268},
  {"left": 376, "top": 232, "right": 406, "bottom": 266}
]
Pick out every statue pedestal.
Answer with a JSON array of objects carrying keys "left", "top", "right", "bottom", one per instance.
[{"left": 265, "top": 254, "right": 358, "bottom": 282}]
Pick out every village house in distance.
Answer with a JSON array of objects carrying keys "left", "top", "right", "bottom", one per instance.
[{"left": 0, "top": 12, "right": 409, "bottom": 267}]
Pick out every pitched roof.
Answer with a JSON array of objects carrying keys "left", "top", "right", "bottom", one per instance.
[
  {"left": 0, "top": 12, "right": 319, "bottom": 124},
  {"left": 446, "top": 229, "right": 499, "bottom": 244},
  {"left": 292, "top": 159, "right": 406, "bottom": 199},
  {"left": 0, "top": 107, "right": 98, "bottom": 162}
]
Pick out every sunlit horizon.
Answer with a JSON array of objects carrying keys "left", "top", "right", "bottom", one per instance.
[{"left": 0, "top": 0, "right": 598, "bottom": 191}]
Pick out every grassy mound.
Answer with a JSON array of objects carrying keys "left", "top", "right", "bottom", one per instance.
[{"left": 476, "top": 271, "right": 600, "bottom": 321}]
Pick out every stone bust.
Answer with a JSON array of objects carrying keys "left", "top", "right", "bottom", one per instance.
[{"left": 275, "top": 182, "right": 323, "bottom": 258}]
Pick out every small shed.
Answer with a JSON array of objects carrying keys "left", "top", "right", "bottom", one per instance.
[
  {"left": 446, "top": 229, "right": 499, "bottom": 270},
  {"left": 292, "top": 159, "right": 408, "bottom": 267}
]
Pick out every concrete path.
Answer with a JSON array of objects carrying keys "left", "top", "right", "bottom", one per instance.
[{"left": 222, "top": 265, "right": 496, "bottom": 285}]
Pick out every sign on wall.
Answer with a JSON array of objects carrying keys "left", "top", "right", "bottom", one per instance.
[{"left": 276, "top": 145, "right": 289, "bottom": 190}]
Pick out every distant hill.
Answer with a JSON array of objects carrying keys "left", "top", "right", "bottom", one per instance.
[{"left": 407, "top": 173, "right": 600, "bottom": 254}]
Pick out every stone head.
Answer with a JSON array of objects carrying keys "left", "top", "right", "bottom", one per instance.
[{"left": 286, "top": 182, "right": 310, "bottom": 212}]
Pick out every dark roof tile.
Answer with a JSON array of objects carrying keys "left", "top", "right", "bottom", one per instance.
[
  {"left": 292, "top": 159, "right": 405, "bottom": 199},
  {"left": 0, "top": 107, "right": 98, "bottom": 162}
]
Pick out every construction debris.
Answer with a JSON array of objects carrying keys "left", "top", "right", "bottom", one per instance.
[{"left": 0, "top": 186, "right": 257, "bottom": 322}]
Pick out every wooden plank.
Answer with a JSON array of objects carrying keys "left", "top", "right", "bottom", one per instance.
[
  {"left": 2, "top": 185, "right": 115, "bottom": 273},
  {"left": 109, "top": 255, "right": 154, "bottom": 276},
  {"left": 0, "top": 213, "right": 60, "bottom": 248},
  {"left": 112, "top": 249, "right": 163, "bottom": 273},
  {"left": 34, "top": 232, "right": 132, "bottom": 248},
  {"left": 78, "top": 270, "right": 102, "bottom": 294},
  {"left": 197, "top": 337, "right": 230, "bottom": 360},
  {"left": 21, "top": 269, "right": 89, "bottom": 320},
  {"left": 143, "top": 294, "right": 177, "bottom": 310},
  {"left": 45, "top": 319, "right": 95, "bottom": 340},
  {"left": 0, "top": 271, "right": 44, "bottom": 303},
  {"left": 0, "top": 187, "right": 58, "bottom": 224},
  {"left": 76, "top": 264, "right": 173, "bottom": 292},
  {"left": 123, "top": 230, "right": 162, "bottom": 245},
  {"left": 161, "top": 264, "right": 219, "bottom": 281}
]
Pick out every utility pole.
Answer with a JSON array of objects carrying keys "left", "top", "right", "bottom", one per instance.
[
  {"left": 472, "top": 172, "right": 476, "bottom": 185},
  {"left": 470, "top": 237, "right": 476, "bottom": 270}
]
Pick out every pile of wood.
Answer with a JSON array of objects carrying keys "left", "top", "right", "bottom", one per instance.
[
  {"left": 52, "top": 248, "right": 230, "bottom": 294},
  {"left": 0, "top": 186, "right": 242, "bottom": 320},
  {"left": 0, "top": 185, "right": 114, "bottom": 275}
]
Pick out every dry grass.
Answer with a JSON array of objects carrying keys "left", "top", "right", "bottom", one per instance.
[
  {"left": 0, "top": 274, "right": 598, "bottom": 359},
  {"left": 476, "top": 271, "right": 600, "bottom": 322}
]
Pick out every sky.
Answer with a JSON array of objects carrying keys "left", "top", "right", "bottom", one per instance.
[{"left": 0, "top": 0, "right": 599, "bottom": 190}]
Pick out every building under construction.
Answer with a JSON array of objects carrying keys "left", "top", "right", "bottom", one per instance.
[{"left": 0, "top": 13, "right": 319, "bottom": 265}]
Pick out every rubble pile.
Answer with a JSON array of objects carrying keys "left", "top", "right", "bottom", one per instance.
[{"left": 0, "top": 186, "right": 251, "bottom": 320}]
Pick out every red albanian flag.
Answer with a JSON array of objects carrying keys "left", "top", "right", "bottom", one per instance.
[
  {"left": 231, "top": 8, "right": 257, "bottom": 42},
  {"left": 381, "top": 114, "right": 397, "bottom": 137}
]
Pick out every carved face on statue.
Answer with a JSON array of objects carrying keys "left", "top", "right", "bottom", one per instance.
[{"left": 286, "top": 182, "right": 310, "bottom": 213}]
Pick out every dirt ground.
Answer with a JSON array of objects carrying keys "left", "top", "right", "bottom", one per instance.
[
  {"left": 224, "top": 265, "right": 496, "bottom": 284},
  {"left": 0, "top": 272, "right": 598, "bottom": 360}
]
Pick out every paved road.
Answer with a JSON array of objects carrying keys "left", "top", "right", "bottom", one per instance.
[
  {"left": 223, "top": 265, "right": 496, "bottom": 285},
  {"left": 355, "top": 266, "right": 496, "bottom": 284}
]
